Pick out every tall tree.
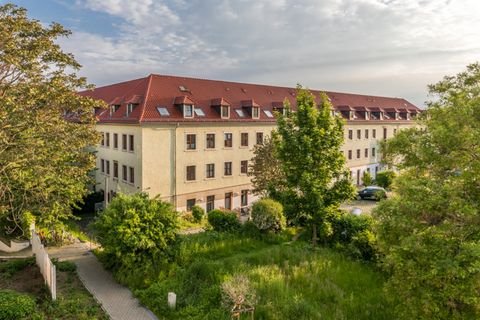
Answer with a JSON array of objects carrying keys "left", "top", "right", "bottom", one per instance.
[
  {"left": 275, "top": 87, "right": 355, "bottom": 244},
  {"left": 0, "top": 4, "right": 103, "bottom": 237},
  {"left": 375, "top": 63, "right": 480, "bottom": 319}
]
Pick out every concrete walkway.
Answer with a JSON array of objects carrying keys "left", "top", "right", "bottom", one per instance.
[{"left": 48, "top": 241, "right": 158, "bottom": 320}]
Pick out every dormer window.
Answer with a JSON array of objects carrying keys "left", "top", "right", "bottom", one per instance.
[
  {"left": 126, "top": 103, "right": 138, "bottom": 117},
  {"left": 365, "top": 111, "right": 370, "bottom": 120},
  {"left": 110, "top": 104, "right": 120, "bottom": 117},
  {"left": 349, "top": 111, "right": 355, "bottom": 120},
  {"left": 252, "top": 106, "right": 260, "bottom": 119},
  {"left": 183, "top": 104, "right": 194, "bottom": 118},
  {"left": 221, "top": 105, "right": 230, "bottom": 119}
]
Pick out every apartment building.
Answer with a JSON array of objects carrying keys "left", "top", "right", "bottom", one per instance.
[{"left": 83, "top": 74, "right": 420, "bottom": 212}]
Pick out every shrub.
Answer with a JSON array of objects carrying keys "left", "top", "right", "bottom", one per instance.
[
  {"left": 0, "top": 258, "right": 35, "bottom": 278},
  {"left": 375, "top": 170, "right": 396, "bottom": 189},
  {"left": 207, "top": 209, "right": 240, "bottom": 232},
  {"left": 191, "top": 205, "right": 205, "bottom": 223},
  {"left": 362, "top": 171, "right": 373, "bottom": 186},
  {"left": 251, "top": 199, "right": 286, "bottom": 233},
  {"left": 0, "top": 290, "right": 36, "bottom": 320}
]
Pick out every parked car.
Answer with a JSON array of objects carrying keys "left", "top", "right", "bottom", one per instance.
[{"left": 357, "top": 186, "right": 387, "bottom": 201}]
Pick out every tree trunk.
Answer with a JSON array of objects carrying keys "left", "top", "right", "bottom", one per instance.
[{"left": 312, "top": 224, "right": 318, "bottom": 246}]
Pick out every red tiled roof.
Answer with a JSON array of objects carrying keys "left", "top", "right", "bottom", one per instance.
[{"left": 80, "top": 74, "right": 421, "bottom": 123}]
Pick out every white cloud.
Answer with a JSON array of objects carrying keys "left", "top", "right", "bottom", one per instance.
[{"left": 66, "top": 0, "right": 480, "bottom": 106}]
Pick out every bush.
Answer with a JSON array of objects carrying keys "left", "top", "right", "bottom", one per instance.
[
  {"left": 362, "top": 171, "right": 373, "bottom": 186},
  {"left": 207, "top": 209, "right": 240, "bottom": 232},
  {"left": 329, "top": 213, "right": 377, "bottom": 261},
  {"left": 191, "top": 205, "right": 205, "bottom": 223},
  {"left": 251, "top": 198, "right": 286, "bottom": 233},
  {"left": 375, "top": 170, "right": 396, "bottom": 189},
  {"left": 0, "top": 290, "right": 36, "bottom": 320},
  {"left": 0, "top": 258, "right": 35, "bottom": 278}
]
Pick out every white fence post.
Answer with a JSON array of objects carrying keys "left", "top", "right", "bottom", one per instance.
[{"left": 31, "top": 230, "right": 56, "bottom": 300}]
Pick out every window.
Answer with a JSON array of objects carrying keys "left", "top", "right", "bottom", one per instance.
[
  {"left": 393, "top": 128, "right": 397, "bottom": 135},
  {"left": 372, "top": 129, "right": 376, "bottom": 139},
  {"left": 113, "top": 161, "right": 118, "bottom": 178},
  {"left": 206, "top": 195, "right": 215, "bottom": 212},
  {"left": 224, "top": 133, "right": 233, "bottom": 148},
  {"left": 105, "top": 132, "right": 110, "bottom": 147},
  {"left": 122, "top": 165, "right": 127, "bottom": 181},
  {"left": 235, "top": 109, "right": 245, "bottom": 117},
  {"left": 129, "top": 135, "right": 134, "bottom": 152},
  {"left": 113, "top": 133, "right": 118, "bottom": 149},
  {"left": 225, "top": 192, "right": 233, "bottom": 210},
  {"left": 356, "top": 149, "right": 361, "bottom": 159},
  {"left": 184, "top": 105, "right": 193, "bottom": 118},
  {"left": 241, "top": 133, "right": 249, "bottom": 147},
  {"left": 157, "top": 107, "right": 170, "bottom": 116},
  {"left": 348, "top": 130, "right": 353, "bottom": 140},
  {"left": 106, "top": 160, "right": 110, "bottom": 175},
  {"left": 101, "top": 159, "right": 105, "bottom": 173},
  {"left": 126, "top": 103, "right": 137, "bottom": 116},
  {"left": 365, "top": 148, "right": 368, "bottom": 158},
  {"left": 264, "top": 110, "right": 274, "bottom": 118},
  {"left": 186, "top": 134, "right": 196, "bottom": 150},
  {"left": 221, "top": 106, "right": 230, "bottom": 118},
  {"left": 122, "top": 134, "right": 127, "bottom": 151},
  {"left": 241, "top": 189, "right": 248, "bottom": 207},
  {"left": 194, "top": 108, "right": 205, "bottom": 116},
  {"left": 206, "top": 163, "right": 215, "bottom": 178},
  {"left": 186, "top": 199, "right": 196, "bottom": 211},
  {"left": 129, "top": 167, "right": 135, "bottom": 184},
  {"left": 375, "top": 166, "right": 379, "bottom": 174},
  {"left": 206, "top": 133, "right": 215, "bottom": 149},
  {"left": 383, "top": 128, "right": 387, "bottom": 139},
  {"left": 372, "top": 147, "right": 376, "bottom": 157},
  {"left": 348, "top": 150, "right": 352, "bottom": 160},
  {"left": 256, "top": 132, "right": 264, "bottom": 145},
  {"left": 186, "top": 165, "right": 196, "bottom": 181},
  {"left": 241, "top": 160, "right": 248, "bottom": 174},
  {"left": 365, "top": 129, "right": 369, "bottom": 139},
  {"left": 100, "top": 132, "right": 105, "bottom": 146},
  {"left": 357, "top": 129, "right": 361, "bottom": 139},
  {"left": 252, "top": 107, "right": 260, "bottom": 118},
  {"left": 224, "top": 162, "right": 232, "bottom": 176}
]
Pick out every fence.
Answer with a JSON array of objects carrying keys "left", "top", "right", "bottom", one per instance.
[{"left": 31, "top": 230, "right": 56, "bottom": 300}]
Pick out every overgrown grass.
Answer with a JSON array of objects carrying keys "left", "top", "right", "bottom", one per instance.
[{"left": 131, "top": 231, "right": 392, "bottom": 320}]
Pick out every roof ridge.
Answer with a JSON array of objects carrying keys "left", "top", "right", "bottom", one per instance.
[{"left": 139, "top": 74, "right": 154, "bottom": 123}]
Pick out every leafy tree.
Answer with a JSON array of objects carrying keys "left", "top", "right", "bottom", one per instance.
[
  {"left": 93, "top": 193, "right": 178, "bottom": 274},
  {"left": 362, "top": 171, "right": 373, "bottom": 186},
  {"left": 275, "top": 87, "right": 355, "bottom": 244},
  {"left": 373, "top": 170, "right": 395, "bottom": 189},
  {"left": 375, "top": 63, "right": 480, "bottom": 319},
  {"left": 0, "top": 4, "right": 103, "bottom": 238},
  {"left": 251, "top": 198, "right": 286, "bottom": 233},
  {"left": 191, "top": 205, "right": 205, "bottom": 223}
]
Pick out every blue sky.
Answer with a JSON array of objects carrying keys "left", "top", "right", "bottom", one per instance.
[{"left": 4, "top": 0, "right": 480, "bottom": 107}]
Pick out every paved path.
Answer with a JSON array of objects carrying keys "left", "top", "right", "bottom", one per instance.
[
  {"left": 48, "top": 241, "right": 158, "bottom": 320},
  {"left": 340, "top": 199, "right": 378, "bottom": 215}
]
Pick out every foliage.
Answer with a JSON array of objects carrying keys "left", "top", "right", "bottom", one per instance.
[
  {"left": 221, "top": 274, "right": 256, "bottom": 312},
  {"left": 375, "top": 63, "right": 480, "bottom": 319},
  {"left": 374, "top": 170, "right": 396, "bottom": 189},
  {"left": 275, "top": 87, "right": 355, "bottom": 243},
  {"left": 53, "top": 259, "right": 77, "bottom": 272},
  {"left": 362, "top": 171, "right": 373, "bottom": 186},
  {"left": 92, "top": 193, "right": 178, "bottom": 281},
  {"left": 207, "top": 209, "right": 240, "bottom": 232},
  {"left": 135, "top": 231, "right": 393, "bottom": 320},
  {"left": 0, "top": 257, "right": 34, "bottom": 279},
  {"left": 0, "top": 4, "right": 104, "bottom": 238},
  {"left": 0, "top": 290, "right": 36, "bottom": 320},
  {"left": 191, "top": 205, "right": 205, "bottom": 223},
  {"left": 251, "top": 198, "right": 286, "bottom": 233},
  {"left": 73, "top": 191, "right": 104, "bottom": 216}
]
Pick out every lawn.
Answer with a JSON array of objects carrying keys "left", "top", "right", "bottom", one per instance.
[
  {"left": 133, "top": 231, "right": 393, "bottom": 320},
  {"left": 0, "top": 257, "right": 107, "bottom": 320}
]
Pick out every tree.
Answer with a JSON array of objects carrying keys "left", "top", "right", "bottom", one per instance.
[
  {"left": 93, "top": 193, "right": 178, "bottom": 274},
  {"left": 375, "top": 63, "right": 480, "bottom": 319},
  {"left": 362, "top": 171, "right": 373, "bottom": 186},
  {"left": 373, "top": 170, "right": 395, "bottom": 189},
  {"left": 0, "top": 4, "right": 103, "bottom": 238},
  {"left": 275, "top": 87, "right": 355, "bottom": 244}
]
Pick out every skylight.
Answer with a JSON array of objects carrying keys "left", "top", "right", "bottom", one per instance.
[
  {"left": 264, "top": 110, "right": 274, "bottom": 118},
  {"left": 235, "top": 109, "right": 245, "bottom": 117},
  {"left": 157, "top": 107, "right": 170, "bottom": 116},
  {"left": 194, "top": 108, "right": 205, "bottom": 116}
]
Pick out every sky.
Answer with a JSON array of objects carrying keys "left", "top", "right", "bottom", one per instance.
[{"left": 5, "top": 0, "right": 480, "bottom": 107}]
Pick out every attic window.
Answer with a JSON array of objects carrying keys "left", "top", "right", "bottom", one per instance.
[
  {"left": 179, "top": 85, "right": 190, "bottom": 93},
  {"left": 126, "top": 103, "right": 138, "bottom": 116},
  {"left": 264, "top": 110, "right": 274, "bottom": 118},
  {"left": 221, "top": 105, "right": 230, "bottom": 119},
  {"left": 110, "top": 104, "right": 120, "bottom": 116},
  {"left": 157, "top": 107, "right": 170, "bottom": 116},
  {"left": 194, "top": 108, "right": 205, "bottom": 117},
  {"left": 183, "top": 104, "right": 194, "bottom": 118},
  {"left": 252, "top": 107, "right": 260, "bottom": 119},
  {"left": 235, "top": 109, "right": 245, "bottom": 118}
]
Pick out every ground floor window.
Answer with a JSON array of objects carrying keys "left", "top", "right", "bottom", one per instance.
[
  {"left": 206, "top": 195, "right": 215, "bottom": 212},
  {"left": 225, "top": 192, "right": 233, "bottom": 210},
  {"left": 241, "top": 189, "right": 248, "bottom": 207},
  {"left": 186, "top": 198, "right": 196, "bottom": 211}
]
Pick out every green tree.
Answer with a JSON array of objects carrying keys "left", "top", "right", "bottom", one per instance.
[
  {"left": 362, "top": 171, "right": 373, "bottom": 186},
  {"left": 373, "top": 170, "right": 396, "bottom": 189},
  {"left": 0, "top": 4, "right": 103, "bottom": 238},
  {"left": 93, "top": 193, "right": 178, "bottom": 275},
  {"left": 275, "top": 87, "right": 355, "bottom": 244},
  {"left": 375, "top": 63, "right": 480, "bottom": 319}
]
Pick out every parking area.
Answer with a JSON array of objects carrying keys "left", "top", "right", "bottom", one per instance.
[{"left": 340, "top": 199, "right": 379, "bottom": 215}]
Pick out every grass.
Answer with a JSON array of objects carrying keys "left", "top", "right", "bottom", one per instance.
[
  {"left": 130, "top": 231, "right": 392, "bottom": 320},
  {"left": 0, "top": 257, "right": 108, "bottom": 319}
]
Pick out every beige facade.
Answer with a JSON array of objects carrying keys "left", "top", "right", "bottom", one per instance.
[{"left": 95, "top": 119, "right": 416, "bottom": 212}]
